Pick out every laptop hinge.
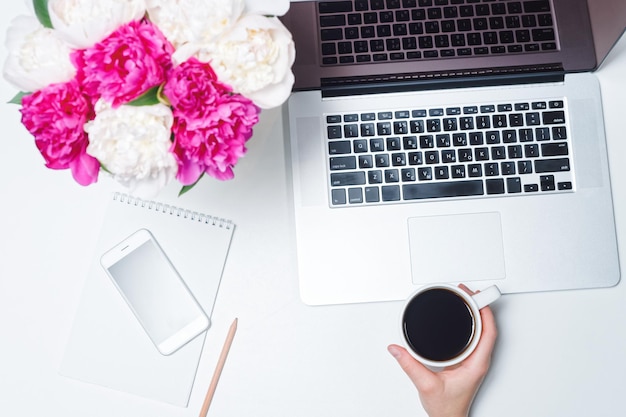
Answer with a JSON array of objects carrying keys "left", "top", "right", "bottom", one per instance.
[{"left": 320, "top": 64, "right": 565, "bottom": 98}]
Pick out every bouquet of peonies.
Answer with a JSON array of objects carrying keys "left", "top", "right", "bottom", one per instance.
[{"left": 3, "top": 0, "right": 295, "bottom": 196}]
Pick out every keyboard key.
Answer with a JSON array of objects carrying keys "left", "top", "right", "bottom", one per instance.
[
  {"left": 329, "top": 141, "right": 351, "bottom": 154},
  {"left": 327, "top": 125, "right": 342, "bottom": 139},
  {"left": 402, "top": 168, "right": 417, "bottom": 181},
  {"left": 331, "top": 188, "right": 346, "bottom": 205},
  {"left": 331, "top": 171, "right": 366, "bottom": 186},
  {"left": 320, "top": 15, "right": 346, "bottom": 27},
  {"left": 344, "top": 124, "right": 359, "bottom": 138},
  {"left": 361, "top": 123, "right": 376, "bottom": 137},
  {"left": 532, "top": 28, "right": 555, "bottom": 42},
  {"left": 330, "top": 156, "right": 356, "bottom": 170},
  {"left": 354, "top": 139, "right": 368, "bottom": 152},
  {"left": 541, "top": 142, "right": 568, "bottom": 157},
  {"left": 370, "top": 138, "right": 385, "bottom": 151},
  {"left": 359, "top": 155, "right": 374, "bottom": 168},
  {"left": 403, "top": 136, "right": 419, "bottom": 149},
  {"left": 486, "top": 178, "right": 505, "bottom": 194},
  {"left": 403, "top": 180, "right": 484, "bottom": 200},
  {"left": 385, "top": 169, "right": 400, "bottom": 182},
  {"left": 348, "top": 187, "right": 363, "bottom": 203},
  {"left": 552, "top": 126, "right": 567, "bottom": 140},
  {"left": 535, "top": 158, "right": 570, "bottom": 173},
  {"left": 321, "top": 28, "right": 343, "bottom": 41},
  {"left": 535, "top": 127, "right": 550, "bottom": 141},
  {"left": 375, "top": 154, "right": 390, "bottom": 167},
  {"left": 387, "top": 137, "right": 402, "bottom": 150},
  {"left": 518, "top": 160, "right": 533, "bottom": 174},
  {"left": 425, "top": 151, "right": 440, "bottom": 164},
  {"left": 365, "top": 187, "right": 380, "bottom": 202},
  {"left": 523, "top": 0, "right": 551, "bottom": 13},
  {"left": 507, "top": 177, "right": 522, "bottom": 193},
  {"left": 451, "top": 165, "right": 466, "bottom": 178},
  {"left": 468, "top": 164, "right": 483, "bottom": 177},
  {"left": 391, "top": 152, "right": 406, "bottom": 165},
  {"left": 435, "top": 166, "right": 450, "bottom": 179},
  {"left": 418, "top": 167, "right": 433, "bottom": 180},
  {"left": 485, "top": 163, "right": 499, "bottom": 176},
  {"left": 319, "top": 1, "right": 353, "bottom": 13},
  {"left": 508, "top": 145, "right": 523, "bottom": 159},
  {"left": 558, "top": 181, "right": 573, "bottom": 190},
  {"left": 524, "top": 144, "right": 540, "bottom": 158},
  {"left": 408, "top": 151, "right": 423, "bottom": 165},
  {"left": 540, "top": 174, "right": 556, "bottom": 191},
  {"left": 369, "top": 170, "right": 383, "bottom": 183},
  {"left": 542, "top": 110, "right": 566, "bottom": 124},
  {"left": 377, "top": 122, "right": 392, "bottom": 135},
  {"left": 382, "top": 185, "right": 401, "bottom": 201}
]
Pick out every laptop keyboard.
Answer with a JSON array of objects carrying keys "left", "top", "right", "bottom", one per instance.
[
  {"left": 318, "top": 0, "right": 558, "bottom": 66},
  {"left": 326, "top": 99, "right": 573, "bottom": 206}
]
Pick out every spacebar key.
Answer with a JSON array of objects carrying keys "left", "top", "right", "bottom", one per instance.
[{"left": 403, "top": 180, "right": 484, "bottom": 200}]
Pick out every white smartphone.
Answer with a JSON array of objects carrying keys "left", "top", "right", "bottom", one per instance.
[{"left": 100, "top": 228, "right": 210, "bottom": 355}]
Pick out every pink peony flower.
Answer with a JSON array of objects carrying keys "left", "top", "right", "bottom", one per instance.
[
  {"left": 163, "top": 58, "right": 259, "bottom": 185},
  {"left": 72, "top": 19, "right": 174, "bottom": 107},
  {"left": 20, "top": 80, "right": 100, "bottom": 186}
]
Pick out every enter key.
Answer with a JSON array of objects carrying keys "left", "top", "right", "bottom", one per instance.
[{"left": 541, "top": 142, "right": 568, "bottom": 156}]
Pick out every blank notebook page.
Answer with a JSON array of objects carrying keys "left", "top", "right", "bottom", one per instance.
[{"left": 60, "top": 192, "right": 235, "bottom": 406}]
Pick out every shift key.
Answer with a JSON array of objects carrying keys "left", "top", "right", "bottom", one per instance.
[
  {"left": 535, "top": 158, "right": 570, "bottom": 173},
  {"left": 331, "top": 171, "right": 366, "bottom": 186}
]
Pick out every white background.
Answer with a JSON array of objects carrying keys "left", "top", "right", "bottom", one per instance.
[{"left": 1, "top": 2, "right": 625, "bottom": 416}]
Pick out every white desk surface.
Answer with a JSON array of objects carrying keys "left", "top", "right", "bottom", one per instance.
[{"left": 1, "top": 3, "right": 625, "bottom": 416}]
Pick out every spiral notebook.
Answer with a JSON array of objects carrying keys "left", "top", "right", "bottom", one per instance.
[{"left": 59, "top": 192, "right": 235, "bottom": 406}]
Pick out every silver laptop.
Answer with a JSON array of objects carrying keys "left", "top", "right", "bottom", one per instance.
[{"left": 281, "top": 0, "right": 624, "bottom": 305}]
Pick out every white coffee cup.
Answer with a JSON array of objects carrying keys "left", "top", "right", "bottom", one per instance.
[{"left": 400, "top": 284, "right": 501, "bottom": 368}]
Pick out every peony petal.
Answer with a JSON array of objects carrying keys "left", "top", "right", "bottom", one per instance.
[
  {"left": 48, "top": 0, "right": 147, "bottom": 48},
  {"left": 246, "top": 71, "right": 295, "bottom": 109},
  {"left": 244, "top": 0, "right": 289, "bottom": 16},
  {"left": 69, "top": 148, "right": 100, "bottom": 186},
  {"left": 175, "top": 157, "right": 204, "bottom": 185},
  {"left": 3, "top": 15, "right": 76, "bottom": 91}
]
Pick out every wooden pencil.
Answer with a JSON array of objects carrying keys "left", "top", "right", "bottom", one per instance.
[{"left": 198, "top": 318, "right": 238, "bottom": 417}]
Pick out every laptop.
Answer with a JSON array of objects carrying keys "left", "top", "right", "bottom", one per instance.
[{"left": 281, "top": 0, "right": 624, "bottom": 305}]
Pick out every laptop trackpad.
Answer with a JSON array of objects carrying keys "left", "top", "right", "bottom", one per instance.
[{"left": 407, "top": 212, "right": 506, "bottom": 285}]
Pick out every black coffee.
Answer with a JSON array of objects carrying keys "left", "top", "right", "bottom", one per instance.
[{"left": 402, "top": 288, "right": 475, "bottom": 362}]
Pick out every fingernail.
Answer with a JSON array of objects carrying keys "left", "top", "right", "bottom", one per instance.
[{"left": 388, "top": 345, "right": 402, "bottom": 359}]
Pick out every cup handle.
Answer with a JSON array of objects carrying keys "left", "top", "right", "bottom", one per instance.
[{"left": 471, "top": 285, "right": 501, "bottom": 309}]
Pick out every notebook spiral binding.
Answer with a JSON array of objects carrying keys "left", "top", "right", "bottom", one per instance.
[{"left": 113, "top": 192, "right": 233, "bottom": 229}]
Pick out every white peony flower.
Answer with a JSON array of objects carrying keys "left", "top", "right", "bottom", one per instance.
[
  {"left": 146, "top": 0, "right": 244, "bottom": 58},
  {"left": 48, "top": 0, "right": 146, "bottom": 48},
  {"left": 85, "top": 100, "right": 178, "bottom": 197},
  {"left": 244, "top": 0, "right": 289, "bottom": 16},
  {"left": 198, "top": 14, "right": 295, "bottom": 109},
  {"left": 3, "top": 15, "right": 76, "bottom": 92}
]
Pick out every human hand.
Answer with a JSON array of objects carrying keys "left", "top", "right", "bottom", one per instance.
[{"left": 388, "top": 284, "right": 498, "bottom": 417}]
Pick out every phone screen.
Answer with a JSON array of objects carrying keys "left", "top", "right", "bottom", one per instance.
[{"left": 107, "top": 238, "right": 205, "bottom": 346}]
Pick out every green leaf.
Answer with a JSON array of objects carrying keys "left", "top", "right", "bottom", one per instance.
[
  {"left": 100, "top": 164, "right": 112, "bottom": 175},
  {"left": 8, "top": 91, "right": 28, "bottom": 105},
  {"left": 178, "top": 174, "right": 204, "bottom": 197},
  {"left": 33, "top": 0, "right": 53, "bottom": 29},
  {"left": 127, "top": 86, "right": 162, "bottom": 106}
]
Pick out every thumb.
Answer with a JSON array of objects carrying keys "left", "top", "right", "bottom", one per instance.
[{"left": 387, "top": 344, "right": 437, "bottom": 390}]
